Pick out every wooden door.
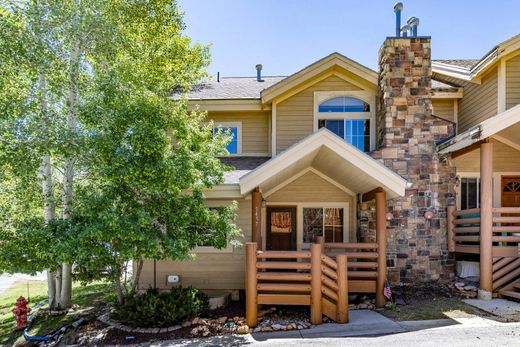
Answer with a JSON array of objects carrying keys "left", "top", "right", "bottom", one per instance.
[
  {"left": 266, "top": 207, "right": 297, "bottom": 251},
  {"left": 501, "top": 176, "right": 520, "bottom": 207}
]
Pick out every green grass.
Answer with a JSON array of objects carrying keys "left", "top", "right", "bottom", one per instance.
[{"left": 0, "top": 280, "right": 112, "bottom": 346}]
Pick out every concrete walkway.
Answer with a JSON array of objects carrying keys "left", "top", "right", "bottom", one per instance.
[{"left": 464, "top": 298, "right": 520, "bottom": 320}]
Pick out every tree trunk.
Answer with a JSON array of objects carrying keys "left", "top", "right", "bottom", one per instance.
[
  {"left": 38, "top": 71, "right": 60, "bottom": 310},
  {"left": 131, "top": 258, "right": 144, "bottom": 295},
  {"left": 114, "top": 269, "right": 124, "bottom": 305}
]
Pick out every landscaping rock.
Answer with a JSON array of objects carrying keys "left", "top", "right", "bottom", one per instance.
[
  {"left": 236, "top": 325, "right": 249, "bottom": 334},
  {"left": 182, "top": 320, "right": 192, "bottom": 327},
  {"left": 217, "top": 316, "right": 228, "bottom": 324}
]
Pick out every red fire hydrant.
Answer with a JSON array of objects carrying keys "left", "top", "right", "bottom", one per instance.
[{"left": 12, "top": 296, "right": 31, "bottom": 331}]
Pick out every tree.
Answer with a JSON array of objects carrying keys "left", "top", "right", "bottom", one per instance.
[{"left": 0, "top": 0, "right": 240, "bottom": 305}]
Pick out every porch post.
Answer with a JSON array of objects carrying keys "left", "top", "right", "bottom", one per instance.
[
  {"left": 245, "top": 242, "right": 258, "bottom": 327},
  {"left": 375, "top": 190, "right": 388, "bottom": 308},
  {"left": 252, "top": 187, "right": 263, "bottom": 249},
  {"left": 479, "top": 141, "right": 493, "bottom": 300}
]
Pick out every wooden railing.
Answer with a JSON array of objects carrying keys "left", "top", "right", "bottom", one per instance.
[
  {"left": 448, "top": 206, "right": 520, "bottom": 256},
  {"left": 245, "top": 242, "right": 348, "bottom": 328}
]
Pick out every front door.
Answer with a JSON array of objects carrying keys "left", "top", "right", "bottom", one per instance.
[
  {"left": 501, "top": 176, "right": 520, "bottom": 207},
  {"left": 266, "top": 206, "right": 297, "bottom": 251}
]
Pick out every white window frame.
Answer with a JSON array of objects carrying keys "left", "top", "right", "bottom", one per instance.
[
  {"left": 265, "top": 202, "right": 350, "bottom": 250},
  {"left": 313, "top": 91, "right": 376, "bottom": 151},
  {"left": 213, "top": 121, "right": 242, "bottom": 156},
  {"left": 193, "top": 200, "right": 235, "bottom": 254}
]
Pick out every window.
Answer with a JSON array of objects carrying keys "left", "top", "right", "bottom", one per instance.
[
  {"left": 318, "top": 119, "right": 370, "bottom": 152},
  {"left": 318, "top": 97, "right": 370, "bottom": 113},
  {"left": 316, "top": 96, "right": 372, "bottom": 152},
  {"left": 460, "top": 177, "right": 479, "bottom": 209},
  {"left": 303, "top": 207, "right": 344, "bottom": 243},
  {"left": 213, "top": 122, "right": 241, "bottom": 154}
]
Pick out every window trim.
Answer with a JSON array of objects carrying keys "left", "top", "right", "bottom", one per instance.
[
  {"left": 213, "top": 121, "right": 242, "bottom": 156},
  {"left": 299, "top": 203, "right": 349, "bottom": 248},
  {"left": 313, "top": 91, "right": 376, "bottom": 151},
  {"left": 456, "top": 172, "right": 514, "bottom": 210},
  {"left": 193, "top": 200, "right": 235, "bottom": 254}
]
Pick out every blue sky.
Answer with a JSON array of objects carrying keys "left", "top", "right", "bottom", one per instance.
[{"left": 178, "top": 0, "right": 520, "bottom": 78}]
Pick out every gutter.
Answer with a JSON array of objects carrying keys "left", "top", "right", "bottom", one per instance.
[{"left": 436, "top": 125, "right": 483, "bottom": 155}]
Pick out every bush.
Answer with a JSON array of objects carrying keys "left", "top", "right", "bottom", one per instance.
[{"left": 112, "top": 286, "right": 209, "bottom": 328}]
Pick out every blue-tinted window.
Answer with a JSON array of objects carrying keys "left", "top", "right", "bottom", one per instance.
[
  {"left": 318, "top": 119, "right": 370, "bottom": 152},
  {"left": 318, "top": 97, "right": 370, "bottom": 113},
  {"left": 213, "top": 126, "right": 239, "bottom": 154}
]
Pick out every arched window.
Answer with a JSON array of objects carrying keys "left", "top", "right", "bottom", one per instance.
[
  {"left": 317, "top": 97, "right": 371, "bottom": 152},
  {"left": 318, "top": 97, "right": 370, "bottom": 113}
]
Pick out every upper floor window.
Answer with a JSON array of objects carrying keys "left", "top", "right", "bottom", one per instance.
[
  {"left": 318, "top": 97, "right": 370, "bottom": 113},
  {"left": 213, "top": 122, "right": 241, "bottom": 155},
  {"left": 318, "top": 119, "right": 370, "bottom": 152}
]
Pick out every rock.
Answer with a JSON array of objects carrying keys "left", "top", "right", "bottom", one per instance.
[
  {"left": 182, "top": 321, "right": 191, "bottom": 327},
  {"left": 233, "top": 316, "right": 240, "bottom": 323},
  {"left": 287, "top": 323, "right": 297, "bottom": 330},
  {"left": 455, "top": 282, "right": 465, "bottom": 288},
  {"left": 323, "top": 316, "right": 329, "bottom": 322},
  {"left": 357, "top": 303, "right": 368, "bottom": 309},
  {"left": 272, "top": 324, "right": 284, "bottom": 331},
  {"left": 349, "top": 304, "right": 357, "bottom": 310},
  {"left": 192, "top": 317, "right": 200, "bottom": 325},
  {"left": 261, "top": 326, "right": 273, "bottom": 332},
  {"left": 464, "top": 285, "right": 477, "bottom": 291},
  {"left": 297, "top": 324, "right": 304, "bottom": 330},
  {"left": 217, "top": 316, "right": 228, "bottom": 324},
  {"left": 466, "top": 291, "right": 478, "bottom": 298},
  {"left": 199, "top": 319, "right": 209, "bottom": 325},
  {"left": 368, "top": 304, "right": 375, "bottom": 310},
  {"left": 236, "top": 325, "right": 249, "bottom": 334}
]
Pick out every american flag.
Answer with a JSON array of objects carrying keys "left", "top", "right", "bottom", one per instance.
[{"left": 384, "top": 280, "right": 392, "bottom": 300}]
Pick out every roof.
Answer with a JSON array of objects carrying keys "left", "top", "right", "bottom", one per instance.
[
  {"left": 177, "top": 76, "right": 285, "bottom": 100},
  {"left": 220, "top": 157, "right": 270, "bottom": 184},
  {"left": 431, "top": 78, "right": 460, "bottom": 90},
  {"left": 433, "top": 59, "right": 479, "bottom": 69},
  {"left": 239, "top": 128, "right": 409, "bottom": 199}
]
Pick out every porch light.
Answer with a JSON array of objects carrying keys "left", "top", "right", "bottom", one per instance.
[{"left": 385, "top": 212, "right": 393, "bottom": 221}]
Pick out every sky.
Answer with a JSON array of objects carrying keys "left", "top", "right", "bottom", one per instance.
[{"left": 178, "top": 0, "right": 520, "bottom": 78}]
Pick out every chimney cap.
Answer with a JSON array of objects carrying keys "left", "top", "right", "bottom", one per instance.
[
  {"left": 407, "top": 16, "right": 419, "bottom": 26},
  {"left": 255, "top": 64, "right": 263, "bottom": 71},
  {"left": 393, "top": 2, "right": 403, "bottom": 11}
]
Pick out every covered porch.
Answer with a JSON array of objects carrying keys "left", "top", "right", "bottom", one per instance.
[
  {"left": 440, "top": 104, "right": 520, "bottom": 301},
  {"left": 239, "top": 129, "right": 408, "bottom": 327}
]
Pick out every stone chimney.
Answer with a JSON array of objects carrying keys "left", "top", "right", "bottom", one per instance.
[{"left": 362, "top": 37, "right": 457, "bottom": 284}]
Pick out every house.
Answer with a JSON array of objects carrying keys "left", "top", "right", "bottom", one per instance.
[{"left": 138, "top": 4, "right": 520, "bottom": 323}]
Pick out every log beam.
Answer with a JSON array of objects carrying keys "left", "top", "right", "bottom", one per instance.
[
  {"left": 479, "top": 141, "right": 493, "bottom": 300},
  {"left": 375, "top": 190, "right": 388, "bottom": 308},
  {"left": 252, "top": 187, "right": 263, "bottom": 249}
]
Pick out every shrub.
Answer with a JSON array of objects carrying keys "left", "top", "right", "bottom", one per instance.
[{"left": 112, "top": 286, "right": 209, "bottom": 328}]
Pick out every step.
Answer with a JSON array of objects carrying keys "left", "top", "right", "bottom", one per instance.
[{"left": 500, "top": 290, "right": 520, "bottom": 300}]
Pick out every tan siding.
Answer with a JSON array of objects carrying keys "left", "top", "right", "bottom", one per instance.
[
  {"left": 432, "top": 99, "right": 455, "bottom": 122},
  {"left": 436, "top": 68, "right": 498, "bottom": 133},
  {"left": 453, "top": 139, "right": 520, "bottom": 172},
  {"left": 267, "top": 171, "right": 355, "bottom": 241},
  {"left": 506, "top": 54, "right": 520, "bottom": 110},
  {"left": 139, "top": 198, "right": 251, "bottom": 290},
  {"left": 276, "top": 75, "right": 363, "bottom": 154},
  {"left": 207, "top": 111, "right": 270, "bottom": 155}
]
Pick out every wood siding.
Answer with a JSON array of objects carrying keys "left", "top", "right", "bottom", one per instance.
[
  {"left": 276, "top": 75, "right": 363, "bottom": 154},
  {"left": 432, "top": 99, "right": 455, "bottom": 123},
  {"left": 139, "top": 197, "right": 251, "bottom": 290},
  {"left": 453, "top": 139, "right": 520, "bottom": 172},
  {"left": 267, "top": 171, "right": 355, "bottom": 241},
  {"left": 436, "top": 68, "right": 498, "bottom": 133},
  {"left": 506, "top": 54, "right": 520, "bottom": 110},
  {"left": 207, "top": 111, "right": 270, "bottom": 155}
]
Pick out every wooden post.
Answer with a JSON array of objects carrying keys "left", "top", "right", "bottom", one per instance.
[
  {"left": 310, "top": 243, "right": 323, "bottom": 325},
  {"left": 375, "top": 190, "right": 387, "bottom": 308},
  {"left": 246, "top": 242, "right": 258, "bottom": 327},
  {"left": 479, "top": 141, "right": 493, "bottom": 300},
  {"left": 252, "top": 188, "right": 263, "bottom": 249},
  {"left": 447, "top": 205, "right": 456, "bottom": 252},
  {"left": 336, "top": 254, "right": 348, "bottom": 323}
]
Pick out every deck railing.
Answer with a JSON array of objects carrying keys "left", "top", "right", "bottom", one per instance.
[{"left": 448, "top": 206, "right": 520, "bottom": 256}]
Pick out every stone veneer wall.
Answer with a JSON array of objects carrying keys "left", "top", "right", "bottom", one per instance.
[{"left": 359, "top": 37, "right": 457, "bottom": 284}]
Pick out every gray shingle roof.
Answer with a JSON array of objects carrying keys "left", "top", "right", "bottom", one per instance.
[
  {"left": 432, "top": 78, "right": 460, "bottom": 89},
  {"left": 179, "top": 76, "right": 286, "bottom": 100},
  {"left": 433, "top": 59, "right": 480, "bottom": 69},
  {"left": 220, "top": 157, "right": 271, "bottom": 184}
]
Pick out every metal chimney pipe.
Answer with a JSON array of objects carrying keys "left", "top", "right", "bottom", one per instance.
[
  {"left": 407, "top": 17, "right": 419, "bottom": 37},
  {"left": 255, "top": 64, "right": 263, "bottom": 82},
  {"left": 400, "top": 25, "right": 410, "bottom": 38},
  {"left": 393, "top": 2, "right": 403, "bottom": 37}
]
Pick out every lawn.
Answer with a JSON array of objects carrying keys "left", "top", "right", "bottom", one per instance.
[{"left": 0, "top": 280, "right": 112, "bottom": 346}]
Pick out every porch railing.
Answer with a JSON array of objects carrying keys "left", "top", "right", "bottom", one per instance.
[{"left": 448, "top": 206, "right": 520, "bottom": 256}]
